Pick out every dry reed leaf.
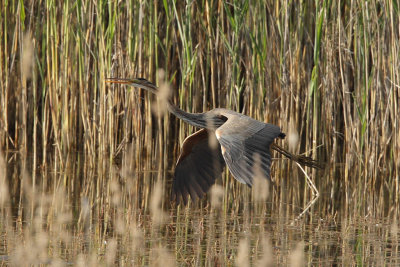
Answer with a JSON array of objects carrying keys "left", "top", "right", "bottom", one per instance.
[
  {"left": 115, "top": 213, "right": 126, "bottom": 235},
  {"left": 120, "top": 142, "right": 136, "bottom": 179},
  {"left": 210, "top": 184, "right": 224, "bottom": 208},
  {"left": 110, "top": 179, "right": 121, "bottom": 206},
  {"left": 235, "top": 238, "right": 250, "bottom": 267},
  {"left": 56, "top": 211, "right": 73, "bottom": 226},
  {"left": 105, "top": 238, "right": 118, "bottom": 265},
  {"left": 152, "top": 69, "right": 171, "bottom": 118},
  {"left": 86, "top": 253, "right": 100, "bottom": 267},
  {"left": 48, "top": 258, "right": 64, "bottom": 267},
  {"left": 391, "top": 223, "right": 398, "bottom": 237},
  {"left": 22, "top": 169, "right": 34, "bottom": 202},
  {"left": 34, "top": 231, "right": 49, "bottom": 262},
  {"left": 76, "top": 254, "right": 100, "bottom": 267},
  {"left": 75, "top": 254, "right": 86, "bottom": 267},
  {"left": 22, "top": 33, "right": 34, "bottom": 80},
  {"left": 391, "top": 214, "right": 398, "bottom": 237},
  {"left": 11, "top": 231, "right": 49, "bottom": 266},
  {"left": 47, "top": 187, "right": 73, "bottom": 246},
  {"left": 129, "top": 223, "right": 144, "bottom": 253},
  {"left": 80, "top": 197, "right": 90, "bottom": 229},
  {"left": 252, "top": 153, "right": 270, "bottom": 202},
  {"left": 150, "top": 178, "right": 168, "bottom": 225},
  {"left": 256, "top": 235, "right": 274, "bottom": 267},
  {"left": 206, "top": 120, "right": 219, "bottom": 150},
  {"left": 288, "top": 241, "right": 305, "bottom": 267},
  {"left": 150, "top": 246, "right": 176, "bottom": 267},
  {"left": 0, "top": 151, "right": 8, "bottom": 206},
  {"left": 288, "top": 121, "right": 299, "bottom": 153}
]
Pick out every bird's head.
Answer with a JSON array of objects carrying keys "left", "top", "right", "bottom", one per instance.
[{"left": 105, "top": 77, "right": 158, "bottom": 93}]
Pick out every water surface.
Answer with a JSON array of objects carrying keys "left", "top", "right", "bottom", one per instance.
[{"left": 0, "top": 152, "right": 398, "bottom": 266}]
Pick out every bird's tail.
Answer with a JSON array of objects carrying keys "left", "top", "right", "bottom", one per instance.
[{"left": 271, "top": 143, "right": 323, "bottom": 170}]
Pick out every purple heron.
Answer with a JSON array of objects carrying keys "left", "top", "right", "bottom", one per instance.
[{"left": 105, "top": 78, "right": 321, "bottom": 204}]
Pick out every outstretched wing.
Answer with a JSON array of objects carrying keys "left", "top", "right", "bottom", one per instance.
[
  {"left": 173, "top": 129, "right": 225, "bottom": 204},
  {"left": 215, "top": 115, "right": 282, "bottom": 186}
]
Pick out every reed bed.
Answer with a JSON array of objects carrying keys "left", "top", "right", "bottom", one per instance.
[{"left": 0, "top": 0, "right": 399, "bottom": 265}]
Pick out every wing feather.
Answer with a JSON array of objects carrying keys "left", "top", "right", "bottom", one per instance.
[
  {"left": 215, "top": 115, "right": 282, "bottom": 186},
  {"left": 173, "top": 129, "right": 225, "bottom": 204}
]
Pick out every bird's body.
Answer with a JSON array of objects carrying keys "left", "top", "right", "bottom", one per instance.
[{"left": 105, "top": 78, "right": 321, "bottom": 204}]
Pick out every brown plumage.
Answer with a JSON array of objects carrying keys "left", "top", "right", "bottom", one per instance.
[{"left": 105, "top": 78, "right": 323, "bottom": 204}]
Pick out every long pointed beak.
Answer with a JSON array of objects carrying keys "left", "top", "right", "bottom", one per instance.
[
  {"left": 105, "top": 77, "right": 157, "bottom": 92},
  {"left": 105, "top": 78, "right": 136, "bottom": 84}
]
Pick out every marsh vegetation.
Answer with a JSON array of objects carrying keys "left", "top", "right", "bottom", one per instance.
[{"left": 0, "top": 0, "right": 399, "bottom": 265}]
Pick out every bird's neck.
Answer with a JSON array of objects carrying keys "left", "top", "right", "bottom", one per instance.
[{"left": 166, "top": 100, "right": 208, "bottom": 129}]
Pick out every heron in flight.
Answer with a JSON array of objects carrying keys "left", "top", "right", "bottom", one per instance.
[{"left": 105, "top": 78, "right": 321, "bottom": 204}]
